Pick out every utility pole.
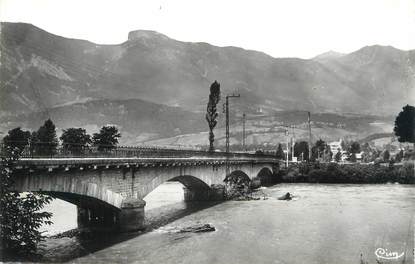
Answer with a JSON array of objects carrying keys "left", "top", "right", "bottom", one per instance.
[
  {"left": 224, "top": 93, "right": 240, "bottom": 177},
  {"left": 285, "top": 128, "right": 289, "bottom": 168},
  {"left": 281, "top": 124, "right": 294, "bottom": 163},
  {"left": 225, "top": 94, "right": 240, "bottom": 153},
  {"left": 308, "top": 111, "right": 312, "bottom": 161},
  {"left": 291, "top": 125, "right": 295, "bottom": 161},
  {"left": 242, "top": 113, "right": 246, "bottom": 151}
]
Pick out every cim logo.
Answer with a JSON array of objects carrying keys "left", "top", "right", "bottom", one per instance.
[{"left": 374, "top": 248, "right": 404, "bottom": 260}]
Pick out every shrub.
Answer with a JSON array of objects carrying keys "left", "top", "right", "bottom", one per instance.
[
  {"left": 278, "top": 162, "right": 414, "bottom": 184},
  {"left": 0, "top": 153, "right": 53, "bottom": 256}
]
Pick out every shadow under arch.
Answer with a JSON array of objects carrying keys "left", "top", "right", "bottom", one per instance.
[
  {"left": 44, "top": 191, "right": 120, "bottom": 212},
  {"left": 168, "top": 175, "right": 213, "bottom": 202},
  {"left": 224, "top": 170, "right": 251, "bottom": 188},
  {"left": 168, "top": 175, "right": 211, "bottom": 191},
  {"left": 141, "top": 175, "right": 220, "bottom": 232},
  {"left": 226, "top": 170, "right": 251, "bottom": 185},
  {"left": 256, "top": 167, "right": 273, "bottom": 186},
  {"left": 41, "top": 191, "right": 121, "bottom": 230}
]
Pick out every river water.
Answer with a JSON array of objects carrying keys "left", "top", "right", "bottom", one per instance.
[{"left": 41, "top": 183, "right": 414, "bottom": 264}]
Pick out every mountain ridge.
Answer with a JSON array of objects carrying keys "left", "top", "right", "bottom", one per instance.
[
  {"left": 0, "top": 22, "right": 413, "bottom": 145},
  {"left": 1, "top": 22, "right": 413, "bottom": 117}
]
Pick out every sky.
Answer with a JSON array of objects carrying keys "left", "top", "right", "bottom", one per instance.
[{"left": 1, "top": 0, "right": 415, "bottom": 58}]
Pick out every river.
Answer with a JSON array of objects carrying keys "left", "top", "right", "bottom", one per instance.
[{"left": 40, "top": 183, "right": 414, "bottom": 264}]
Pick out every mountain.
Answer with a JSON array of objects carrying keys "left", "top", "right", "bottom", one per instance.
[
  {"left": 312, "top": 50, "right": 345, "bottom": 62},
  {"left": 312, "top": 45, "right": 415, "bottom": 114},
  {"left": 0, "top": 22, "right": 413, "bottom": 145},
  {"left": 0, "top": 98, "right": 207, "bottom": 145},
  {"left": 1, "top": 22, "right": 414, "bottom": 118}
]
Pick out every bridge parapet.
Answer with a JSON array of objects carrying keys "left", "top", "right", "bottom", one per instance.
[{"left": 1, "top": 142, "right": 276, "bottom": 160}]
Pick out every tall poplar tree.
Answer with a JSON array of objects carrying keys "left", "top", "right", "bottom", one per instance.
[{"left": 206, "top": 81, "right": 221, "bottom": 152}]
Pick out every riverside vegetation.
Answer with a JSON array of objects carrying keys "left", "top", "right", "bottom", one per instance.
[{"left": 277, "top": 161, "right": 414, "bottom": 184}]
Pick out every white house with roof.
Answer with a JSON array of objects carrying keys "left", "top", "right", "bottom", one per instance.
[
  {"left": 328, "top": 139, "right": 350, "bottom": 162},
  {"left": 329, "top": 139, "right": 343, "bottom": 154}
]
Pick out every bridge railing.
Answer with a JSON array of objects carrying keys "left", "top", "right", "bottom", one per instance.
[{"left": 0, "top": 142, "right": 277, "bottom": 160}]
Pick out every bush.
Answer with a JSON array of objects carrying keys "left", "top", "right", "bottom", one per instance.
[
  {"left": 392, "top": 162, "right": 414, "bottom": 184},
  {"left": 308, "top": 169, "right": 329, "bottom": 183},
  {"left": 278, "top": 162, "right": 414, "bottom": 184},
  {"left": 0, "top": 153, "right": 53, "bottom": 256}
]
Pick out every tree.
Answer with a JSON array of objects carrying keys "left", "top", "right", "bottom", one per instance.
[
  {"left": 349, "top": 141, "right": 361, "bottom": 154},
  {"left": 0, "top": 152, "right": 53, "bottom": 255},
  {"left": 60, "top": 128, "right": 91, "bottom": 155},
  {"left": 383, "top": 150, "right": 390, "bottom": 162},
  {"left": 349, "top": 153, "right": 357, "bottom": 162},
  {"left": 205, "top": 81, "right": 221, "bottom": 152},
  {"left": 340, "top": 140, "right": 347, "bottom": 151},
  {"left": 370, "top": 149, "right": 381, "bottom": 162},
  {"left": 29, "top": 132, "right": 38, "bottom": 156},
  {"left": 275, "top": 143, "right": 285, "bottom": 159},
  {"left": 2, "top": 127, "right": 31, "bottom": 155},
  {"left": 33, "top": 119, "right": 58, "bottom": 156},
  {"left": 92, "top": 125, "right": 121, "bottom": 151},
  {"left": 361, "top": 142, "right": 371, "bottom": 152},
  {"left": 395, "top": 149, "right": 404, "bottom": 162},
  {"left": 323, "top": 146, "right": 333, "bottom": 162},
  {"left": 294, "top": 141, "right": 309, "bottom": 161},
  {"left": 394, "top": 104, "right": 415, "bottom": 149},
  {"left": 335, "top": 149, "right": 342, "bottom": 162},
  {"left": 315, "top": 139, "right": 326, "bottom": 152},
  {"left": 311, "top": 139, "right": 326, "bottom": 161}
]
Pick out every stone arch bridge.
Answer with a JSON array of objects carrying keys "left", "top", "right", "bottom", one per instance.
[{"left": 9, "top": 150, "right": 280, "bottom": 231}]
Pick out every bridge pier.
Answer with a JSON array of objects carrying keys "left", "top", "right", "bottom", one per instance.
[
  {"left": 183, "top": 184, "right": 226, "bottom": 201},
  {"left": 77, "top": 206, "right": 118, "bottom": 230},
  {"left": 119, "top": 198, "right": 146, "bottom": 232},
  {"left": 77, "top": 198, "right": 146, "bottom": 232}
]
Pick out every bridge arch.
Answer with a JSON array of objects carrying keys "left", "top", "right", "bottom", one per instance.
[
  {"left": 141, "top": 173, "right": 215, "bottom": 202},
  {"left": 256, "top": 167, "right": 274, "bottom": 185},
  {"left": 13, "top": 176, "right": 124, "bottom": 209},
  {"left": 226, "top": 170, "right": 251, "bottom": 185},
  {"left": 169, "top": 175, "right": 211, "bottom": 191}
]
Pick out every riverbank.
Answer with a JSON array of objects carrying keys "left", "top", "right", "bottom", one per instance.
[{"left": 277, "top": 161, "right": 414, "bottom": 184}]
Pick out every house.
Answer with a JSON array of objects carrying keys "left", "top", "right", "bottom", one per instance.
[
  {"left": 328, "top": 139, "right": 343, "bottom": 154},
  {"left": 355, "top": 152, "right": 364, "bottom": 162}
]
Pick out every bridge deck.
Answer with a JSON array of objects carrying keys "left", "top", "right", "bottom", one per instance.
[
  {"left": 16, "top": 156, "right": 278, "bottom": 167},
  {"left": 2, "top": 144, "right": 280, "bottom": 168}
]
